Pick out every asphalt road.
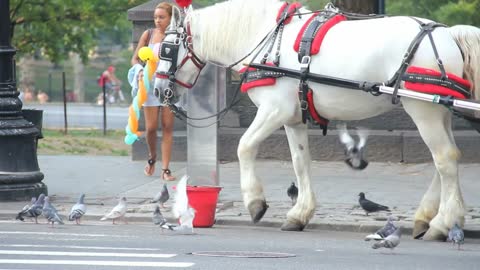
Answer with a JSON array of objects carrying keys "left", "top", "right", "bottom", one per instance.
[
  {"left": 23, "top": 103, "right": 128, "bottom": 130},
  {"left": 1, "top": 221, "right": 479, "bottom": 270}
]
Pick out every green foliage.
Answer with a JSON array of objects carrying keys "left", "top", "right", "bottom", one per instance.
[
  {"left": 300, "top": 0, "right": 332, "bottom": 10},
  {"left": 10, "top": 0, "right": 145, "bottom": 63},
  {"left": 386, "top": 0, "right": 480, "bottom": 27}
]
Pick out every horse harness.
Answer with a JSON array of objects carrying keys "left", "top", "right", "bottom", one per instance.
[{"left": 245, "top": 3, "right": 471, "bottom": 135}]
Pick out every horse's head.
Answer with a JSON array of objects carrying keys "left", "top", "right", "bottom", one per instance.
[{"left": 154, "top": 7, "right": 205, "bottom": 106}]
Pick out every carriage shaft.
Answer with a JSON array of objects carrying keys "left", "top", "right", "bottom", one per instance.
[{"left": 379, "top": 86, "right": 480, "bottom": 112}]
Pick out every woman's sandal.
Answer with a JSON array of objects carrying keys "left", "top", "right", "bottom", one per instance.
[
  {"left": 144, "top": 159, "right": 156, "bottom": 176},
  {"left": 162, "top": 168, "right": 176, "bottom": 181}
]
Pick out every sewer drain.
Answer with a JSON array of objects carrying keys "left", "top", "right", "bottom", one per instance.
[{"left": 191, "top": 251, "right": 296, "bottom": 258}]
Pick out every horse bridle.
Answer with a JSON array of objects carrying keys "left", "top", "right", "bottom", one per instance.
[{"left": 155, "top": 22, "right": 205, "bottom": 105}]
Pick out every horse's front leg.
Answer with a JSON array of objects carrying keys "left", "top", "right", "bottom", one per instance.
[
  {"left": 281, "top": 123, "right": 316, "bottom": 231},
  {"left": 237, "top": 105, "right": 287, "bottom": 223}
]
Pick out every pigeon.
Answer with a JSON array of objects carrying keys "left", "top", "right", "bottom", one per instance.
[
  {"left": 100, "top": 197, "right": 127, "bottom": 224},
  {"left": 337, "top": 123, "right": 369, "bottom": 170},
  {"left": 372, "top": 227, "right": 402, "bottom": 251},
  {"left": 26, "top": 194, "right": 46, "bottom": 224},
  {"left": 16, "top": 197, "right": 37, "bottom": 221},
  {"left": 447, "top": 223, "right": 465, "bottom": 250},
  {"left": 152, "top": 205, "right": 175, "bottom": 231},
  {"left": 151, "top": 184, "right": 170, "bottom": 208},
  {"left": 365, "top": 215, "right": 397, "bottom": 241},
  {"left": 287, "top": 182, "right": 298, "bottom": 206},
  {"left": 42, "top": 196, "right": 64, "bottom": 227},
  {"left": 172, "top": 175, "right": 196, "bottom": 234},
  {"left": 358, "top": 192, "right": 390, "bottom": 216},
  {"left": 68, "top": 194, "right": 87, "bottom": 224}
]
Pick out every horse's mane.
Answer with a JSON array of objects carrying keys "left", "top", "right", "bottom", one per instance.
[{"left": 188, "top": 0, "right": 282, "bottom": 65}]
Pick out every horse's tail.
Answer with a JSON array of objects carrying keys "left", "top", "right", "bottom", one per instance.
[{"left": 447, "top": 25, "right": 480, "bottom": 100}]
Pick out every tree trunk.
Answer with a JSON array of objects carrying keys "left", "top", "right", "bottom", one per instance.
[
  {"left": 72, "top": 53, "right": 85, "bottom": 102},
  {"left": 334, "top": 0, "right": 377, "bottom": 14}
]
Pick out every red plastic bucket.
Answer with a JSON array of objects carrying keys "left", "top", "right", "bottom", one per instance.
[{"left": 186, "top": 185, "right": 222, "bottom": 228}]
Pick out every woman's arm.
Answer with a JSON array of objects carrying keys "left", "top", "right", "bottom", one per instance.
[{"left": 131, "top": 30, "right": 149, "bottom": 66}]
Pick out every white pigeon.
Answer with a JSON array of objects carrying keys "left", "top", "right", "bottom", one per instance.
[
  {"left": 172, "top": 175, "right": 196, "bottom": 234},
  {"left": 100, "top": 197, "right": 127, "bottom": 224},
  {"left": 68, "top": 194, "right": 87, "bottom": 224},
  {"left": 337, "top": 123, "right": 369, "bottom": 170}
]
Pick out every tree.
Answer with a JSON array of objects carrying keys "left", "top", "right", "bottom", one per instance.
[
  {"left": 386, "top": 0, "right": 480, "bottom": 27},
  {"left": 333, "top": 0, "right": 378, "bottom": 14},
  {"left": 9, "top": 0, "right": 145, "bottom": 63}
]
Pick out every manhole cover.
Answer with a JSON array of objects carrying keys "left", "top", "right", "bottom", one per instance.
[{"left": 191, "top": 251, "right": 296, "bottom": 258}]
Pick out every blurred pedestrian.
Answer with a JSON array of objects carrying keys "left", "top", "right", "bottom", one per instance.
[{"left": 99, "top": 65, "right": 125, "bottom": 103}]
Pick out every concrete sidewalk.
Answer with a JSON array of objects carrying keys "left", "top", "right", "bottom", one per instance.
[{"left": 1, "top": 155, "right": 479, "bottom": 238}]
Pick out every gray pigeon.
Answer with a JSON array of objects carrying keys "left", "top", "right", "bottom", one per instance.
[
  {"left": 68, "top": 194, "right": 87, "bottom": 224},
  {"left": 372, "top": 227, "right": 401, "bottom": 251},
  {"left": 151, "top": 184, "right": 170, "bottom": 207},
  {"left": 101, "top": 197, "right": 127, "bottom": 224},
  {"left": 42, "top": 196, "right": 64, "bottom": 227},
  {"left": 287, "top": 182, "right": 298, "bottom": 206},
  {"left": 358, "top": 192, "right": 390, "bottom": 216},
  {"left": 152, "top": 205, "right": 175, "bottom": 231},
  {"left": 447, "top": 223, "right": 465, "bottom": 250},
  {"left": 365, "top": 216, "right": 397, "bottom": 241},
  {"left": 26, "top": 194, "right": 46, "bottom": 224},
  {"left": 338, "top": 124, "right": 369, "bottom": 170},
  {"left": 16, "top": 197, "right": 36, "bottom": 221}
]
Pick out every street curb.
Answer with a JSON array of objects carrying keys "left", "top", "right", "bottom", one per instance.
[{"left": 3, "top": 212, "right": 480, "bottom": 239}]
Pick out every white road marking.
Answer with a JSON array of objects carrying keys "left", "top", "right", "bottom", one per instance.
[
  {"left": 0, "top": 231, "right": 126, "bottom": 238},
  {"left": 315, "top": 249, "right": 325, "bottom": 252},
  {"left": 0, "top": 244, "right": 163, "bottom": 251},
  {"left": 0, "top": 259, "right": 194, "bottom": 268},
  {"left": 0, "top": 250, "right": 176, "bottom": 258}
]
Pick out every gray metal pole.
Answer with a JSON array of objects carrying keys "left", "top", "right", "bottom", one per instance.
[
  {"left": 186, "top": 64, "right": 225, "bottom": 187},
  {"left": 0, "top": 0, "right": 47, "bottom": 201}
]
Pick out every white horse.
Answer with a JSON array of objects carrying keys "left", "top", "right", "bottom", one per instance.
[{"left": 154, "top": 0, "right": 480, "bottom": 240}]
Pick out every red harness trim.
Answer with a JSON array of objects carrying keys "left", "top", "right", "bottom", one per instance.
[
  {"left": 239, "top": 63, "right": 277, "bottom": 92},
  {"left": 276, "top": 2, "right": 302, "bottom": 25},
  {"left": 307, "top": 89, "right": 329, "bottom": 127},
  {"left": 293, "top": 14, "right": 346, "bottom": 55},
  {"left": 404, "top": 66, "right": 471, "bottom": 99}
]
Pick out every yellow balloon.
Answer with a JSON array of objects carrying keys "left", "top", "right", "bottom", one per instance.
[{"left": 138, "top": 47, "right": 154, "bottom": 61}]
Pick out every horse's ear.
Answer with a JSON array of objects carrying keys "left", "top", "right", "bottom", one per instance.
[{"left": 168, "top": 6, "right": 183, "bottom": 30}]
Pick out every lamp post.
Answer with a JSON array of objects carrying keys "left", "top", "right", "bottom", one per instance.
[{"left": 0, "top": 0, "right": 47, "bottom": 201}]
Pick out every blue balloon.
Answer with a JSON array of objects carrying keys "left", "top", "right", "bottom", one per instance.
[{"left": 124, "top": 134, "right": 139, "bottom": 145}]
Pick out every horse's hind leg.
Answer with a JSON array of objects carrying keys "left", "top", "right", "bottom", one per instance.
[
  {"left": 237, "top": 104, "right": 290, "bottom": 223},
  {"left": 281, "top": 123, "right": 316, "bottom": 231},
  {"left": 403, "top": 99, "right": 465, "bottom": 241}
]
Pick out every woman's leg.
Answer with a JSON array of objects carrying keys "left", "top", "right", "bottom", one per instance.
[
  {"left": 144, "top": 106, "right": 160, "bottom": 176},
  {"left": 160, "top": 106, "right": 176, "bottom": 181}
]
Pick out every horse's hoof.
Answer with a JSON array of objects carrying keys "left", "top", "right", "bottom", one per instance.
[
  {"left": 248, "top": 200, "right": 269, "bottom": 223},
  {"left": 413, "top": 220, "right": 429, "bottom": 239},
  {"left": 423, "top": 227, "right": 447, "bottom": 242},
  {"left": 281, "top": 220, "right": 305, "bottom": 231}
]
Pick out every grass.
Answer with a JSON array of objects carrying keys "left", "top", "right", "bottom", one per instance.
[{"left": 38, "top": 129, "right": 131, "bottom": 156}]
